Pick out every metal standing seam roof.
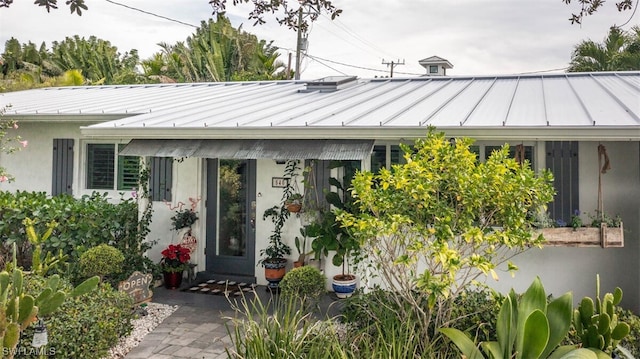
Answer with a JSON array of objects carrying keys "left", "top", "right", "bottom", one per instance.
[{"left": 1, "top": 72, "right": 638, "bottom": 140}]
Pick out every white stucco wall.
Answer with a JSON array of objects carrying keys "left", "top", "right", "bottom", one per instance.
[
  {"left": 0, "top": 122, "right": 81, "bottom": 193},
  {"left": 484, "top": 141, "right": 640, "bottom": 312}
]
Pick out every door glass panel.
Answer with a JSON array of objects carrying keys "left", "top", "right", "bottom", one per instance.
[{"left": 218, "top": 160, "right": 247, "bottom": 257}]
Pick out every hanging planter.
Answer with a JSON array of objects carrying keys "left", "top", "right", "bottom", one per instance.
[
  {"left": 538, "top": 223, "right": 624, "bottom": 248},
  {"left": 538, "top": 144, "right": 624, "bottom": 248}
]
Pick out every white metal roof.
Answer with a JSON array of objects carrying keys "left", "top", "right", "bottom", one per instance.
[{"left": 1, "top": 72, "right": 638, "bottom": 141}]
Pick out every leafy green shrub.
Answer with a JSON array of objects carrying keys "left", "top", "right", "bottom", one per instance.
[
  {"left": 341, "top": 286, "right": 502, "bottom": 357},
  {"left": 0, "top": 191, "right": 158, "bottom": 283},
  {"left": 78, "top": 244, "right": 125, "bottom": 282},
  {"left": 19, "top": 273, "right": 134, "bottom": 359},
  {"left": 280, "top": 266, "right": 325, "bottom": 304}
]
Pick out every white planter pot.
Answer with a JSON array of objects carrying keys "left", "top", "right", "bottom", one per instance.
[{"left": 332, "top": 274, "right": 357, "bottom": 298}]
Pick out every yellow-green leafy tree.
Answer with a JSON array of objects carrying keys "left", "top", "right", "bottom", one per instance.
[{"left": 337, "top": 130, "right": 555, "bottom": 353}]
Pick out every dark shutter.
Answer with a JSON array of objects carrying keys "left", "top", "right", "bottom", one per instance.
[
  {"left": 546, "top": 141, "right": 579, "bottom": 225},
  {"left": 150, "top": 157, "right": 172, "bottom": 201},
  {"left": 52, "top": 139, "right": 74, "bottom": 196}
]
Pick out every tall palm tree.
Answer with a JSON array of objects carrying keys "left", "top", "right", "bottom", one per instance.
[{"left": 568, "top": 26, "right": 640, "bottom": 72}]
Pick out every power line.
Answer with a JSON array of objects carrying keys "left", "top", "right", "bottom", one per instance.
[
  {"left": 616, "top": 0, "right": 639, "bottom": 28},
  {"left": 515, "top": 67, "right": 569, "bottom": 75},
  {"left": 104, "top": 0, "right": 198, "bottom": 28}
]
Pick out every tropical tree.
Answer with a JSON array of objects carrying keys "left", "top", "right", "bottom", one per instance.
[
  {"left": 336, "top": 130, "right": 555, "bottom": 353},
  {"left": 143, "top": 16, "right": 287, "bottom": 82},
  {"left": 49, "top": 35, "right": 144, "bottom": 84},
  {"left": 568, "top": 26, "right": 640, "bottom": 72}
]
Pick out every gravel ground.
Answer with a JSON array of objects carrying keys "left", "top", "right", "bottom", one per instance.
[{"left": 103, "top": 302, "right": 178, "bottom": 359}]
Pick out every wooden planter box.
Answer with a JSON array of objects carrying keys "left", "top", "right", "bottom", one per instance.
[{"left": 537, "top": 223, "right": 624, "bottom": 248}]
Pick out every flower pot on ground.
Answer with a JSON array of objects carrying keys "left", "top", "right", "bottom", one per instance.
[
  {"left": 263, "top": 257, "right": 287, "bottom": 291},
  {"left": 332, "top": 273, "right": 357, "bottom": 299},
  {"left": 163, "top": 271, "right": 183, "bottom": 289},
  {"left": 160, "top": 244, "right": 191, "bottom": 289}
]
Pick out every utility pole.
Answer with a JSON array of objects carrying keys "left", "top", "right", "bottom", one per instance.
[
  {"left": 294, "top": 8, "right": 304, "bottom": 80},
  {"left": 382, "top": 59, "right": 405, "bottom": 78}
]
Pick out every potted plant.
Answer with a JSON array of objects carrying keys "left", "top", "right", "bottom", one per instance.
[
  {"left": 170, "top": 208, "right": 198, "bottom": 231},
  {"left": 285, "top": 193, "right": 303, "bottom": 213},
  {"left": 536, "top": 209, "right": 624, "bottom": 247},
  {"left": 160, "top": 244, "right": 191, "bottom": 289},
  {"left": 307, "top": 169, "right": 361, "bottom": 298},
  {"left": 260, "top": 205, "right": 292, "bottom": 291}
]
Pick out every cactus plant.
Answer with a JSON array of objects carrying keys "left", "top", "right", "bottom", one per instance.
[
  {"left": 574, "top": 275, "right": 631, "bottom": 355},
  {"left": 0, "top": 243, "right": 99, "bottom": 358},
  {"left": 441, "top": 277, "right": 586, "bottom": 359}
]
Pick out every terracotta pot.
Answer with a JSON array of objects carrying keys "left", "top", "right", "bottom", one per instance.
[
  {"left": 163, "top": 271, "right": 183, "bottom": 289},
  {"left": 286, "top": 203, "right": 302, "bottom": 213},
  {"left": 332, "top": 274, "right": 357, "bottom": 298},
  {"left": 293, "top": 260, "right": 304, "bottom": 268},
  {"left": 264, "top": 258, "right": 287, "bottom": 291}
]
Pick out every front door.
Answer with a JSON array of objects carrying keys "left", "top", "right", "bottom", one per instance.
[{"left": 206, "top": 159, "right": 256, "bottom": 278}]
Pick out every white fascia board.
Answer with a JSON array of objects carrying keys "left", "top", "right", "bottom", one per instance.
[{"left": 79, "top": 126, "right": 640, "bottom": 142}]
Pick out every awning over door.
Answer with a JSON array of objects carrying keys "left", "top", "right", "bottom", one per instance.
[{"left": 119, "top": 139, "right": 375, "bottom": 160}]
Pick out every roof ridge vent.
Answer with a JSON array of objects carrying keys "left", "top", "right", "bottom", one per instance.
[{"left": 301, "top": 76, "right": 357, "bottom": 93}]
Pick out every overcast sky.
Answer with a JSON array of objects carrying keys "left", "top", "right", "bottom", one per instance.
[{"left": 1, "top": 0, "right": 638, "bottom": 80}]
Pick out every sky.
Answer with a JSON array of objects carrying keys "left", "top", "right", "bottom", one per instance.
[{"left": 0, "top": 0, "right": 638, "bottom": 80}]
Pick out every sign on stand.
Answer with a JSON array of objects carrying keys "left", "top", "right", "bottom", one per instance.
[{"left": 118, "top": 271, "right": 153, "bottom": 304}]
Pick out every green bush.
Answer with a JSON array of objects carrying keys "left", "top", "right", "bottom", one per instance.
[
  {"left": 280, "top": 266, "right": 325, "bottom": 304},
  {"left": 18, "top": 274, "right": 134, "bottom": 359},
  {"left": 341, "top": 286, "right": 502, "bottom": 357},
  {"left": 78, "top": 244, "right": 125, "bottom": 281},
  {"left": 0, "top": 191, "right": 158, "bottom": 283}
]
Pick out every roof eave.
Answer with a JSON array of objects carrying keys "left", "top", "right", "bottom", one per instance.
[{"left": 80, "top": 126, "right": 640, "bottom": 141}]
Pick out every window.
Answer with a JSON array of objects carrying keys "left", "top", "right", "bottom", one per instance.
[
  {"left": 370, "top": 144, "right": 410, "bottom": 171},
  {"left": 429, "top": 65, "right": 439, "bottom": 74},
  {"left": 86, "top": 143, "right": 139, "bottom": 190},
  {"left": 485, "top": 145, "right": 533, "bottom": 164}
]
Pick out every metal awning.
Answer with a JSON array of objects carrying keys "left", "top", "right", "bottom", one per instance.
[{"left": 118, "top": 139, "right": 375, "bottom": 160}]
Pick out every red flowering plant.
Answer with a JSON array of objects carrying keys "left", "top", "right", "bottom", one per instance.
[{"left": 160, "top": 244, "right": 191, "bottom": 273}]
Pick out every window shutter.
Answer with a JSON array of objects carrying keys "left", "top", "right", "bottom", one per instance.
[
  {"left": 52, "top": 138, "right": 74, "bottom": 196},
  {"left": 150, "top": 157, "right": 173, "bottom": 201},
  {"left": 546, "top": 141, "right": 579, "bottom": 224}
]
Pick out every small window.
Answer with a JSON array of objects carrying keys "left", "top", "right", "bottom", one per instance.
[
  {"left": 371, "top": 144, "right": 411, "bottom": 171},
  {"left": 86, "top": 143, "right": 140, "bottom": 190},
  {"left": 429, "top": 65, "right": 439, "bottom": 74}
]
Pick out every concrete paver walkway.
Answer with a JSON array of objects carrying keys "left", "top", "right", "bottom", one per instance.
[
  {"left": 125, "top": 286, "right": 241, "bottom": 359},
  {"left": 125, "top": 281, "right": 341, "bottom": 359}
]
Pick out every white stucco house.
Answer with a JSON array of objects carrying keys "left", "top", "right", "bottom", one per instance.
[{"left": 0, "top": 71, "right": 638, "bottom": 310}]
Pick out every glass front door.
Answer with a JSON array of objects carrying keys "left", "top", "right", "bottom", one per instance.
[{"left": 206, "top": 159, "right": 256, "bottom": 278}]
